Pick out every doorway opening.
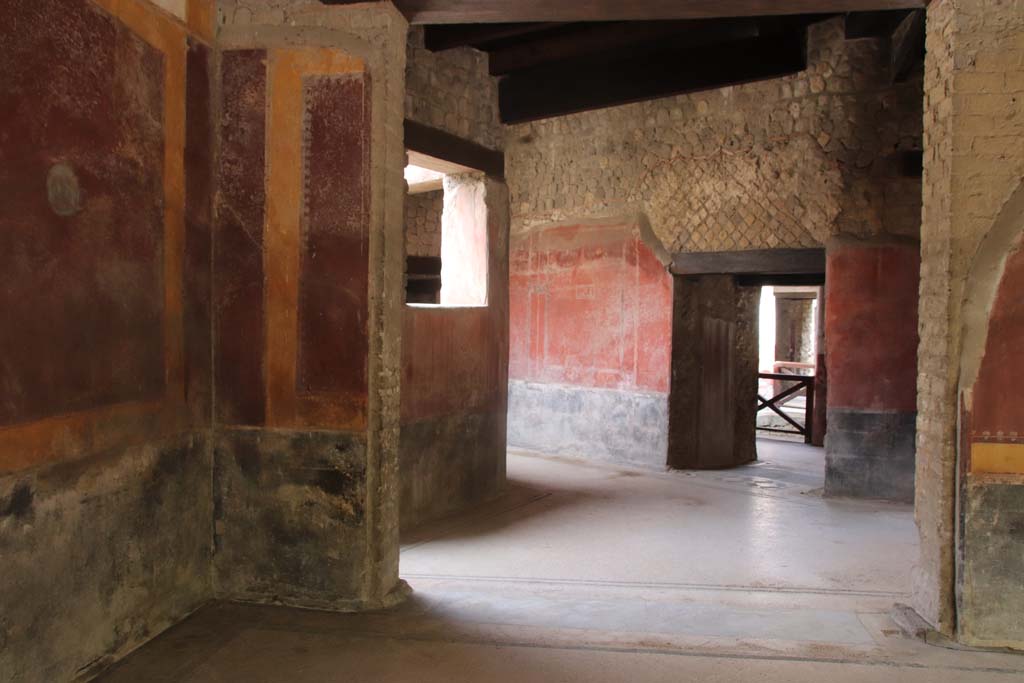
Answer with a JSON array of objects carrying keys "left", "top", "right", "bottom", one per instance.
[
  {"left": 756, "top": 285, "right": 822, "bottom": 444},
  {"left": 403, "top": 152, "right": 489, "bottom": 307}
]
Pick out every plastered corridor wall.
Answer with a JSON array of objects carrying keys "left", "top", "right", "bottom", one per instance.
[{"left": 507, "top": 219, "right": 673, "bottom": 468}]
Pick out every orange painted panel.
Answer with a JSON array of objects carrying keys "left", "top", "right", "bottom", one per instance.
[
  {"left": 186, "top": 0, "right": 215, "bottom": 43},
  {"left": 971, "top": 442, "right": 1024, "bottom": 475},
  {"left": 401, "top": 307, "right": 505, "bottom": 422},
  {"left": 263, "top": 48, "right": 367, "bottom": 431}
]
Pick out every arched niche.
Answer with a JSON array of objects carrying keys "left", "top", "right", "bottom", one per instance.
[{"left": 960, "top": 179, "right": 1024, "bottom": 473}]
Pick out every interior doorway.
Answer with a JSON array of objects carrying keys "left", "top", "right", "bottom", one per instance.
[{"left": 756, "top": 285, "right": 823, "bottom": 444}]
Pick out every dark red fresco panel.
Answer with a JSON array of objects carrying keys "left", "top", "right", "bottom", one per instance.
[
  {"left": 215, "top": 49, "right": 267, "bottom": 425},
  {"left": 0, "top": 0, "right": 166, "bottom": 425},
  {"left": 184, "top": 38, "right": 214, "bottom": 423},
  {"left": 297, "top": 75, "right": 370, "bottom": 400}
]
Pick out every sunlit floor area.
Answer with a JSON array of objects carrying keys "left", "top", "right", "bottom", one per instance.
[{"left": 101, "top": 441, "right": 1023, "bottom": 682}]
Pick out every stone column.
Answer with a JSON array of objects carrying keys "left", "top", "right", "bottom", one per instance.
[
  {"left": 213, "top": 1, "right": 409, "bottom": 610},
  {"left": 914, "top": 0, "right": 1024, "bottom": 639}
]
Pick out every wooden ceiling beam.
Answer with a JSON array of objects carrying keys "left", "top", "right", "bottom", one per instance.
[
  {"left": 486, "top": 19, "right": 762, "bottom": 76},
  {"left": 422, "top": 22, "right": 564, "bottom": 51},
  {"left": 499, "top": 29, "right": 808, "bottom": 124},
  {"left": 333, "top": 0, "right": 926, "bottom": 25}
]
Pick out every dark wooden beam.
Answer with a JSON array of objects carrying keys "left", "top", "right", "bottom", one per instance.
[
  {"left": 736, "top": 273, "right": 826, "bottom": 287},
  {"left": 891, "top": 9, "right": 926, "bottom": 82},
  {"left": 487, "top": 19, "right": 761, "bottom": 76},
  {"left": 404, "top": 119, "right": 505, "bottom": 178},
  {"left": 347, "top": 0, "right": 925, "bottom": 25},
  {"left": 844, "top": 10, "right": 912, "bottom": 39},
  {"left": 422, "top": 23, "right": 562, "bottom": 51},
  {"left": 499, "top": 30, "right": 808, "bottom": 124},
  {"left": 671, "top": 248, "right": 826, "bottom": 276}
]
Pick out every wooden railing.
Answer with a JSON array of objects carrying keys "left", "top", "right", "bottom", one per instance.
[{"left": 757, "top": 372, "right": 815, "bottom": 443}]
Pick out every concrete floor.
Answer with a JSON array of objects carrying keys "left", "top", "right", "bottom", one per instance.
[{"left": 101, "top": 439, "right": 1024, "bottom": 681}]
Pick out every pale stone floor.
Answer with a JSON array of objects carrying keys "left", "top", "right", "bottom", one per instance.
[{"left": 102, "top": 440, "right": 1024, "bottom": 681}]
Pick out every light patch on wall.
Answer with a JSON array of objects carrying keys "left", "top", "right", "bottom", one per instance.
[
  {"left": 46, "top": 163, "right": 81, "bottom": 217},
  {"left": 151, "top": 0, "right": 187, "bottom": 20},
  {"left": 440, "top": 175, "right": 488, "bottom": 307},
  {"left": 759, "top": 286, "right": 777, "bottom": 373},
  {"left": 971, "top": 442, "right": 1024, "bottom": 475}
]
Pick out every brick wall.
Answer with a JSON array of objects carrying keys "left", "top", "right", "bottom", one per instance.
[
  {"left": 915, "top": 0, "right": 958, "bottom": 635},
  {"left": 405, "top": 190, "right": 443, "bottom": 257},
  {"left": 506, "top": 18, "right": 923, "bottom": 249},
  {"left": 915, "top": 0, "right": 1024, "bottom": 638}
]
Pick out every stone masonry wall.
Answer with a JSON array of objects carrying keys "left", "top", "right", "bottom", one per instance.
[
  {"left": 405, "top": 26, "right": 502, "bottom": 150},
  {"left": 405, "top": 190, "right": 443, "bottom": 257},
  {"left": 506, "top": 18, "right": 923, "bottom": 249},
  {"left": 915, "top": 0, "right": 1024, "bottom": 638},
  {"left": 776, "top": 298, "right": 816, "bottom": 364}
]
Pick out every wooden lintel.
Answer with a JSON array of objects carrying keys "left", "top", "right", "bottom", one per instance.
[
  {"left": 672, "top": 248, "right": 826, "bottom": 276},
  {"left": 404, "top": 119, "right": 505, "bottom": 179},
  {"left": 736, "top": 273, "right": 826, "bottom": 287}
]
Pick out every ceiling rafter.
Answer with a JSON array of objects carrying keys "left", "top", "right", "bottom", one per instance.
[{"left": 325, "top": 0, "right": 925, "bottom": 24}]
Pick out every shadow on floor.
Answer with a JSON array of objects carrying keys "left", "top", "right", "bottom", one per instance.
[
  {"left": 98, "top": 449, "right": 1019, "bottom": 682},
  {"left": 400, "top": 474, "right": 599, "bottom": 549},
  {"left": 98, "top": 597, "right": 1024, "bottom": 683}
]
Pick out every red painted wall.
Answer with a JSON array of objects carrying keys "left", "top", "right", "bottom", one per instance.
[
  {"left": 509, "top": 221, "right": 673, "bottom": 393},
  {"left": 401, "top": 178, "right": 509, "bottom": 422},
  {"left": 972, "top": 242, "right": 1024, "bottom": 436},
  {"left": 401, "top": 306, "right": 506, "bottom": 421},
  {"left": 825, "top": 242, "right": 920, "bottom": 412}
]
